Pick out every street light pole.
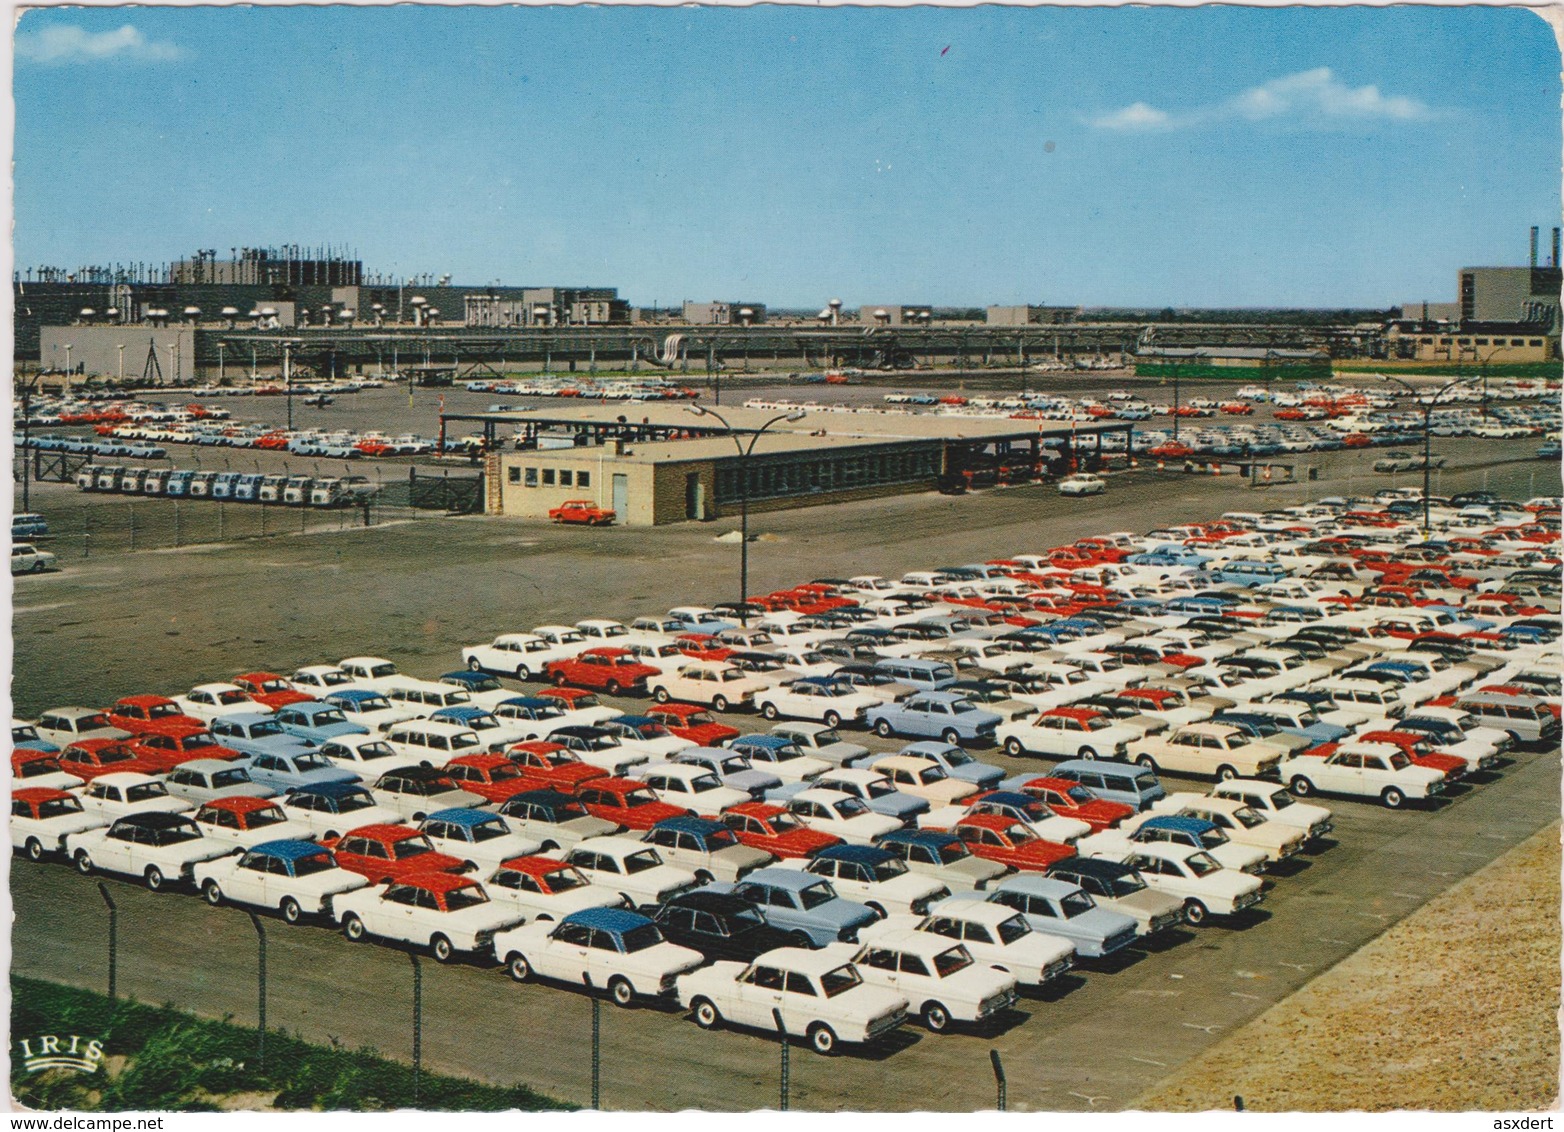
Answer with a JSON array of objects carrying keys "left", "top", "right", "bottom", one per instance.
[
  {"left": 1377, "top": 371, "right": 1479, "bottom": 535},
  {"left": 687, "top": 404, "right": 807, "bottom": 624}
]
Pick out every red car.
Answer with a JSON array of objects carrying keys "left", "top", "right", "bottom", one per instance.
[
  {"left": 441, "top": 754, "right": 539, "bottom": 804},
  {"left": 321, "top": 824, "right": 468, "bottom": 884},
  {"left": 129, "top": 730, "right": 241, "bottom": 771},
  {"left": 13, "top": 788, "right": 90, "bottom": 858},
  {"left": 720, "top": 802, "right": 842, "bottom": 859},
  {"left": 105, "top": 695, "right": 205, "bottom": 738},
  {"left": 548, "top": 499, "right": 615, "bottom": 526},
  {"left": 576, "top": 777, "right": 691, "bottom": 830},
  {"left": 545, "top": 648, "right": 660, "bottom": 695},
  {"left": 57, "top": 739, "right": 164, "bottom": 782},
  {"left": 647, "top": 703, "right": 742, "bottom": 747},
  {"left": 232, "top": 673, "right": 313, "bottom": 710},
  {"left": 536, "top": 686, "right": 612, "bottom": 714},
  {"left": 193, "top": 796, "right": 297, "bottom": 839},
  {"left": 491, "top": 855, "right": 611, "bottom": 908},
  {"left": 12, "top": 750, "right": 84, "bottom": 787},
  {"left": 1148, "top": 442, "right": 1193, "bottom": 458},
  {"left": 1008, "top": 775, "right": 1135, "bottom": 832},
  {"left": 952, "top": 814, "right": 1075, "bottom": 871},
  {"left": 502, "top": 741, "right": 608, "bottom": 795},
  {"left": 1301, "top": 739, "right": 1463, "bottom": 781},
  {"left": 675, "top": 634, "right": 734, "bottom": 662}
]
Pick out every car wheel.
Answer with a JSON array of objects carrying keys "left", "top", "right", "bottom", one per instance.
[
  {"left": 695, "top": 870, "right": 715, "bottom": 887},
  {"left": 1078, "top": 746, "right": 1097, "bottom": 761},
  {"left": 1136, "top": 755, "right": 1157, "bottom": 772},
  {"left": 343, "top": 914, "right": 367, "bottom": 942},
  {"left": 144, "top": 866, "right": 166, "bottom": 891},
  {"left": 515, "top": 665, "right": 531, "bottom": 682},
  {"left": 605, "top": 680, "right": 623, "bottom": 697},
  {"left": 866, "top": 902, "right": 887, "bottom": 919},
  {"left": 874, "top": 719, "right": 895, "bottom": 738},
  {"left": 922, "top": 1001, "right": 952, "bottom": 1033},
  {"left": 553, "top": 670, "right": 569, "bottom": 686},
  {"left": 1004, "top": 737, "right": 1026, "bottom": 757},
  {"left": 468, "top": 656, "right": 484, "bottom": 672},
  {"left": 789, "top": 930, "right": 815, "bottom": 950},
  {"left": 23, "top": 838, "right": 44, "bottom": 862},
  {"left": 506, "top": 952, "right": 532, "bottom": 982},
  {"left": 430, "top": 934, "right": 455, "bottom": 963},
  {"left": 808, "top": 1023, "right": 839, "bottom": 1055},
  {"left": 1217, "top": 765, "right": 1238, "bottom": 782},
  {"left": 1183, "top": 899, "right": 1208, "bottom": 926},
  {"left": 824, "top": 711, "right": 843, "bottom": 729},
  {"left": 280, "top": 897, "right": 303, "bottom": 925},
  {"left": 940, "top": 728, "right": 962, "bottom": 746},
  {"left": 608, "top": 976, "right": 635, "bottom": 1008},
  {"left": 692, "top": 997, "right": 722, "bottom": 1030},
  {"left": 74, "top": 850, "right": 93, "bottom": 875},
  {"left": 202, "top": 880, "right": 224, "bottom": 906},
  {"left": 711, "top": 695, "right": 730, "bottom": 713},
  {"left": 654, "top": 687, "right": 671, "bottom": 704},
  {"left": 540, "top": 840, "right": 559, "bottom": 854},
  {"left": 1289, "top": 776, "right": 1313, "bottom": 797},
  {"left": 1381, "top": 786, "right": 1406, "bottom": 809},
  {"left": 761, "top": 703, "right": 780, "bottom": 721}
]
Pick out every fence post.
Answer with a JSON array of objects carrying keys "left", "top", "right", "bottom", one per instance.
[
  {"left": 128, "top": 504, "right": 135, "bottom": 551},
  {"left": 97, "top": 883, "right": 117, "bottom": 999},
  {"left": 409, "top": 953, "right": 422, "bottom": 1103},
  {"left": 248, "top": 913, "right": 267, "bottom": 1070},
  {"left": 773, "top": 1008, "right": 789, "bottom": 1111},
  {"left": 83, "top": 512, "right": 92, "bottom": 559},
  {"left": 173, "top": 502, "right": 181, "bottom": 548},
  {"left": 990, "top": 1049, "right": 1007, "bottom": 1112},
  {"left": 218, "top": 502, "right": 224, "bottom": 540},
  {"left": 582, "top": 972, "right": 601, "bottom": 1109}
]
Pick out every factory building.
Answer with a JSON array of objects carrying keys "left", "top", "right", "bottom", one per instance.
[
  {"left": 1133, "top": 346, "right": 1332, "bottom": 381},
  {"left": 858, "top": 305, "right": 933, "bottom": 326},
  {"left": 986, "top": 305, "right": 1081, "bottom": 326},
  {"left": 464, "top": 288, "right": 630, "bottom": 328},
  {"left": 682, "top": 301, "right": 767, "bottom": 325}
]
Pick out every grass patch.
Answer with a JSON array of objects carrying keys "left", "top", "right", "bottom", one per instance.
[
  {"left": 10, "top": 976, "right": 573, "bottom": 1112},
  {"left": 1334, "top": 359, "right": 1560, "bottom": 379}
]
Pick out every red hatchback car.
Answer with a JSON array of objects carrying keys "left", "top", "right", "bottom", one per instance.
[
  {"left": 719, "top": 802, "right": 841, "bottom": 859},
  {"left": 322, "top": 824, "right": 469, "bottom": 884},
  {"left": 576, "top": 777, "right": 691, "bottom": 830},
  {"left": 105, "top": 695, "right": 205, "bottom": 738},
  {"left": 1009, "top": 775, "right": 1135, "bottom": 832},
  {"left": 545, "top": 649, "right": 660, "bottom": 695},
  {"left": 953, "top": 814, "right": 1075, "bottom": 871},
  {"left": 503, "top": 742, "right": 608, "bottom": 795}
]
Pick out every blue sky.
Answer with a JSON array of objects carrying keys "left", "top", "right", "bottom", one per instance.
[{"left": 13, "top": 5, "right": 1560, "bottom": 308}]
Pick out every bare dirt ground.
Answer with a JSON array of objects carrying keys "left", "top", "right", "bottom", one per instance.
[{"left": 1137, "top": 822, "right": 1562, "bottom": 1113}]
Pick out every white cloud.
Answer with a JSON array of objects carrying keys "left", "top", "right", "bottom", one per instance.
[
  {"left": 16, "top": 23, "right": 183, "bottom": 65},
  {"left": 1089, "top": 67, "right": 1431, "bottom": 132}
]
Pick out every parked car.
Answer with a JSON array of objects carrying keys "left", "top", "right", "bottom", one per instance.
[
  {"left": 546, "top": 648, "right": 660, "bottom": 695},
  {"left": 641, "top": 816, "right": 773, "bottom": 883},
  {"left": 190, "top": 796, "right": 314, "bottom": 848},
  {"left": 194, "top": 839, "right": 368, "bottom": 923},
  {"left": 865, "top": 692, "right": 1004, "bottom": 746},
  {"left": 563, "top": 834, "right": 699, "bottom": 908},
  {"left": 10, "top": 787, "right": 106, "bottom": 861},
  {"left": 277, "top": 781, "right": 405, "bottom": 840},
  {"left": 335, "top": 872, "right": 526, "bottom": 961},
  {"left": 496, "top": 789, "right": 621, "bottom": 853},
  {"left": 65, "top": 812, "right": 233, "bottom": 890},
  {"left": 962, "top": 873, "right": 1140, "bottom": 959},
  {"left": 858, "top": 899, "right": 1075, "bottom": 989},
  {"left": 1044, "top": 857, "right": 1186, "bottom": 938},
  {"left": 776, "top": 844, "right": 950, "bottom": 917},
  {"left": 650, "top": 890, "right": 794, "bottom": 962},
  {"left": 1276, "top": 746, "right": 1445, "bottom": 809},
  {"left": 647, "top": 663, "right": 770, "bottom": 712},
  {"left": 1057, "top": 473, "right": 1106, "bottom": 497},
  {"left": 484, "top": 855, "right": 628, "bottom": 921},
  {"left": 718, "top": 801, "right": 843, "bottom": 860},
  {"left": 497, "top": 908, "right": 706, "bottom": 1007},
  {"left": 842, "top": 930, "right": 1018, "bottom": 1033},
  {"left": 714, "top": 866, "right": 879, "bottom": 948},
  {"left": 11, "top": 543, "right": 57, "bottom": 575},
  {"left": 548, "top": 500, "right": 616, "bottom": 525},
  {"left": 418, "top": 807, "right": 542, "bottom": 872},
  {"left": 1122, "top": 843, "right": 1265, "bottom": 924}
]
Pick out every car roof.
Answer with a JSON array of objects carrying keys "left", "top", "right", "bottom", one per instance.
[
  {"left": 816, "top": 844, "right": 893, "bottom": 865},
  {"left": 563, "top": 907, "right": 653, "bottom": 933},
  {"left": 93, "top": 772, "right": 161, "bottom": 787},
  {"left": 933, "top": 898, "right": 1017, "bottom": 925},
  {"left": 1049, "top": 856, "right": 1137, "bottom": 881},
  {"left": 291, "top": 780, "right": 370, "bottom": 799},
  {"left": 248, "top": 838, "right": 330, "bottom": 861},
  {"left": 224, "top": 712, "right": 279, "bottom": 726},
  {"left": 743, "top": 867, "right": 833, "bottom": 891},
  {"left": 857, "top": 928, "right": 958, "bottom": 957},
  {"left": 994, "top": 874, "right": 1077, "bottom": 897},
  {"left": 425, "top": 807, "right": 504, "bottom": 826},
  {"left": 731, "top": 735, "right": 791, "bottom": 749},
  {"left": 202, "top": 796, "right": 277, "bottom": 813},
  {"left": 14, "top": 786, "right": 74, "bottom": 803},
  {"left": 878, "top": 828, "right": 959, "bottom": 848},
  {"left": 497, "top": 854, "right": 576, "bottom": 876},
  {"left": 113, "top": 812, "right": 197, "bottom": 830}
]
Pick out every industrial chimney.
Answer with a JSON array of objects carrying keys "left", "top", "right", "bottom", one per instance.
[
  {"left": 1531, "top": 226, "right": 1539, "bottom": 268},
  {"left": 1552, "top": 227, "right": 1560, "bottom": 268}
]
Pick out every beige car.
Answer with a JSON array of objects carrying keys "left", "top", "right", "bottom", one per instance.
[
  {"left": 869, "top": 754, "right": 982, "bottom": 806},
  {"left": 646, "top": 662, "right": 772, "bottom": 712},
  {"left": 1148, "top": 793, "right": 1306, "bottom": 863},
  {"left": 1126, "top": 723, "right": 1283, "bottom": 782}
]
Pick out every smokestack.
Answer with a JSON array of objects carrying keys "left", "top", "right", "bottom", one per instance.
[
  {"left": 1422, "top": 301, "right": 1428, "bottom": 323},
  {"left": 1552, "top": 227, "right": 1560, "bottom": 268},
  {"left": 1531, "top": 226, "right": 1539, "bottom": 268}
]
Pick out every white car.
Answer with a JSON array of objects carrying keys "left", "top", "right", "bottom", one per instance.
[
  {"left": 676, "top": 947, "right": 909, "bottom": 1054},
  {"left": 381, "top": 679, "right": 479, "bottom": 718},
  {"left": 325, "top": 691, "right": 420, "bottom": 735},
  {"left": 1277, "top": 747, "right": 1445, "bottom": 809},
  {"left": 315, "top": 735, "right": 404, "bottom": 781},
  {"left": 484, "top": 858, "right": 629, "bottom": 921},
  {"left": 495, "top": 792, "right": 620, "bottom": 854},
  {"left": 997, "top": 710, "right": 1138, "bottom": 760},
  {"left": 175, "top": 683, "right": 266, "bottom": 723},
  {"left": 533, "top": 625, "right": 590, "bottom": 653},
  {"left": 1123, "top": 843, "right": 1265, "bottom": 924},
  {"left": 10, "top": 788, "right": 106, "bottom": 860},
  {"left": 418, "top": 810, "right": 543, "bottom": 872},
  {"left": 860, "top": 899, "right": 1074, "bottom": 989},
  {"left": 288, "top": 665, "right": 358, "bottom": 697},
  {"left": 865, "top": 755, "right": 980, "bottom": 807},
  {"left": 496, "top": 910, "right": 706, "bottom": 1006},
  {"left": 335, "top": 875, "right": 526, "bottom": 962},
  {"left": 596, "top": 718, "right": 694, "bottom": 761},
  {"left": 731, "top": 739, "right": 831, "bottom": 783},
  {"left": 768, "top": 722, "right": 871, "bottom": 767},
  {"left": 564, "top": 835, "right": 699, "bottom": 907},
  {"left": 635, "top": 764, "right": 753, "bottom": 815},
  {"left": 1078, "top": 812, "right": 1268, "bottom": 874},
  {"left": 777, "top": 851, "right": 950, "bottom": 917},
  {"left": 278, "top": 783, "right": 405, "bottom": 840},
  {"left": 784, "top": 788, "right": 903, "bottom": 846},
  {"left": 641, "top": 819, "right": 773, "bottom": 883},
  {"left": 1148, "top": 794, "right": 1306, "bottom": 863},
  {"left": 79, "top": 773, "right": 192, "bottom": 822},
  {"left": 462, "top": 633, "right": 579, "bottom": 681},
  {"left": 336, "top": 657, "right": 404, "bottom": 691},
  {"left": 368, "top": 765, "right": 487, "bottom": 820},
  {"left": 65, "top": 813, "right": 234, "bottom": 891},
  {"left": 194, "top": 841, "right": 368, "bottom": 923},
  {"left": 1057, "top": 474, "right": 1106, "bottom": 497},
  {"left": 1210, "top": 778, "right": 1334, "bottom": 840},
  {"left": 648, "top": 663, "right": 771, "bottom": 712},
  {"left": 842, "top": 930, "right": 1018, "bottom": 1032},
  {"left": 190, "top": 799, "right": 315, "bottom": 848},
  {"left": 754, "top": 680, "right": 880, "bottom": 728},
  {"left": 383, "top": 720, "right": 494, "bottom": 765},
  {"left": 1126, "top": 723, "right": 1283, "bottom": 781},
  {"left": 12, "top": 543, "right": 57, "bottom": 574}
]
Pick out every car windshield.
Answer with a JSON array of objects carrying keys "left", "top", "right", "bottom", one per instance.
[
  {"left": 1185, "top": 851, "right": 1222, "bottom": 877},
  {"left": 769, "top": 745, "right": 804, "bottom": 763},
  {"left": 248, "top": 807, "right": 286, "bottom": 827},
  {"left": 217, "top": 691, "right": 250, "bottom": 706},
  {"left": 1196, "top": 828, "right": 1230, "bottom": 848},
  {"left": 151, "top": 825, "right": 201, "bottom": 846},
  {"left": 350, "top": 695, "right": 393, "bottom": 712},
  {"left": 311, "top": 709, "right": 348, "bottom": 727},
  {"left": 469, "top": 820, "right": 510, "bottom": 842},
  {"left": 1060, "top": 891, "right": 1095, "bottom": 917},
  {"left": 18, "top": 759, "right": 61, "bottom": 778},
  {"left": 547, "top": 868, "right": 589, "bottom": 891},
  {"left": 868, "top": 858, "right": 909, "bottom": 881},
  {"left": 619, "top": 923, "right": 664, "bottom": 952},
  {"left": 248, "top": 721, "right": 283, "bottom": 738},
  {"left": 819, "top": 965, "right": 862, "bottom": 997},
  {"left": 1103, "top": 871, "right": 1147, "bottom": 896},
  {"left": 932, "top": 840, "right": 972, "bottom": 864},
  {"left": 35, "top": 796, "right": 84, "bottom": 818},
  {"left": 293, "top": 752, "right": 332, "bottom": 770},
  {"left": 464, "top": 715, "right": 501, "bottom": 731},
  {"left": 1388, "top": 752, "right": 1412, "bottom": 771},
  {"left": 863, "top": 778, "right": 895, "bottom": 799},
  {"left": 443, "top": 886, "right": 489, "bottom": 912},
  {"left": 768, "top": 811, "right": 804, "bottom": 832},
  {"left": 392, "top": 837, "right": 435, "bottom": 859},
  {"left": 126, "top": 783, "right": 169, "bottom": 802},
  {"left": 292, "top": 853, "right": 335, "bottom": 877},
  {"left": 996, "top": 915, "right": 1031, "bottom": 944},
  {"left": 623, "top": 850, "right": 662, "bottom": 874},
  {"left": 1232, "top": 807, "right": 1266, "bottom": 828},
  {"left": 832, "top": 797, "right": 869, "bottom": 818},
  {"left": 798, "top": 882, "right": 837, "bottom": 910}
]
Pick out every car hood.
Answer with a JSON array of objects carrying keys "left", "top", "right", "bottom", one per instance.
[
  {"left": 723, "top": 769, "right": 783, "bottom": 794},
  {"left": 1198, "top": 869, "right": 1265, "bottom": 900},
  {"left": 1109, "top": 887, "right": 1186, "bottom": 920}
]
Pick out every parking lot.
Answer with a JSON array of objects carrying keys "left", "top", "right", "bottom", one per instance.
[{"left": 10, "top": 384, "right": 1561, "bottom": 1111}]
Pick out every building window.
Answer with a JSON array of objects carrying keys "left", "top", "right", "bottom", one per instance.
[
  {"left": 508, "top": 467, "right": 521, "bottom": 484},
  {"left": 1511, "top": 339, "right": 1526, "bottom": 346},
  {"left": 577, "top": 471, "right": 590, "bottom": 488},
  {"left": 524, "top": 467, "right": 538, "bottom": 487},
  {"left": 1456, "top": 338, "right": 1471, "bottom": 346},
  {"left": 542, "top": 469, "right": 556, "bottom": 486},
  {"left": 1474, "top": 338, "right": 1489, "bottom": 346},
  {"left": 560, "top": 470, "right": 573, "bottom": 487},
  {"left": 1531, "top": 340, "right": 1544, "bottom": 347}
]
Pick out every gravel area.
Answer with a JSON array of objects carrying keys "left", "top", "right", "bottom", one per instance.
[{"left": 1137, "top": 823, "right": 1562, "bottom": 1112}]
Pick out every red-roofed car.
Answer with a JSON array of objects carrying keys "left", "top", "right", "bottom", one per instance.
[
  {"left": 320, "top": 823, "right": 469, "bottom": 884},
  {"left": 576, "top": 777, "right": 692, "bottom": 830},
  {"left": 953, "top": 813, "right": 1075, "bottom": 871},
  {"left": 503, "top": 741, "right": 608, "bottom": 795},
  {"left": 545, "top": 648, "right": 660, "bottom": 695},
  {"left": 232, "top": 673, "right": 314, "bottom": 710},
  {"left": 719, "top": 801, "right": 842, "bottom": 859},
  {"left": 57, "top": 739, "right": 165, "bottom": 783},
  {"left": 128, "top": 730, "right": 241, "bottom": 772},
  {"left": 104, "top": 695, "right": 205, "bottom": 738},
  {"left": 441, "top": 753, "right": 538, "bottom": 804},
  {"left": 647, "top": 703, "right": 742, "bottom": 747},
  {"left": 1006, "top": 775, "right": 1136, "bottom": 832}
]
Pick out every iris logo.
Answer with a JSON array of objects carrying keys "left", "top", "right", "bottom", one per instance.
[{"left": 16, "top": 1034, "right": 106, "bottom": 1075}]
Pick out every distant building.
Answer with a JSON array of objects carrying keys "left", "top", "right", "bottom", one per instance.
[
  {"left": 1391, "top": 253, "right": 1561, "bottom": 362},
  {"left": 682, "top": 301, "right": 767, "bottom": 325},
  {"left": 986, "top": 305, "right": 1081, "bottom": 326},
  {"left": 858, "top": 305, "right": 933, "bottom": 326},
  {"left": 464, "top": 288, "right": 629, "bottom": 328}
]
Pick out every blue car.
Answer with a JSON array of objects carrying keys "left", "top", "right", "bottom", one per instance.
[
  {"left": 325, "top": 689, "right": 409, "bottom": 725},
  {"left": 429, "top": 705, "right": 519, "bottom": 745},
  {"left": 965, "top": 874, "right": 1140, "bottom": 959},
  {"left": 272, "top": 701, "right": 370, "bottom": 745},
  {"left": 671, "top": 747, "right": 782, "bottom": 797},
  {"left": 1211, "top": 711, "right": 1319, "bottom": 751},
  {"left": 864, "top": 691, "right": 1003, "bottom": 745},
  {"left": 240, "top": 749, "right": 359, "bottom": 794},
  {"left": 1208, "top": 561, "right": 1290, "bottom": 587},
  {"left": 435, "top": 671, "right": 512, "bottom": 699},
  {"left": 709, "top": 866, "right": 878, "bottom": 947},
  {"left": 11, "top": 513, "right": 48, "bottom": 540},
  {"left": 12, "top": 722, "right": 59, "bottom": 753},
  {"left": 763, "top": 772, "right": 927, "bottom": 822},
  {"left": 210, "top": 713, "right": 324, "bottom": 760},
  {"left": 489, "top": 696, "right": 570, "bottom": 734}
]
